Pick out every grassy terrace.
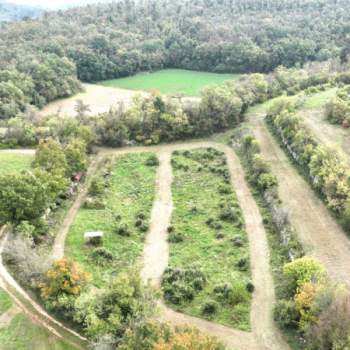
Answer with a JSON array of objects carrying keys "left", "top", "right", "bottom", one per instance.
[
  {"left": 99, "top": 69, "right": 239, "bottom": 96},
  {"left": 0, "top": 154, "right": 33, "bottom": 175},
  {"left": 65, "top": 153, "right": 157, "bottom": 288},
  {"left": 163, "top": 148, "right": 252, "bottom": 330}
]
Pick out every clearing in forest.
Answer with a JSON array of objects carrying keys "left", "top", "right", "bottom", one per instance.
[
  {"left": 162, "top": 148, "right": 252, "bottom": 331},
  {"left": 99, "top": 69, "right": 239, "bottom": 96},
  {"left": 0, "top": 154, "right": 33, "bottom": 175},
  {"left": 65, "top": 153, "right": 157, "bottom": 288}
]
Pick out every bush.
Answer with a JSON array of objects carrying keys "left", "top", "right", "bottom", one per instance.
[
  {"left": 84, "top": 197, "right": 106, "bottom": 209},
  {"left": 213, "top": 281, "right": 249, "bottom": 306},
  {"left": 246, "top": 281, "right": 255, "bottom": 293},
  {"left": 162, "top": 266, "right": 206, "bottom": 305},
  {"left": 306, "top": 291, "right": 350, "bottom": 350},
  {"left": 145, "top": 154, "right": 159, "bottom": 167},
  {"left": 274, "top": 299, "right": 299, "bottom": 329},
  {"left": 202, "top": 299, "right": 219, "bottom": 315},
  {"left": 116, "top": 223, "right": 130, "bottom": 236},
  {"left": 139, "top": 222, "right": 149, "bottom": 232},
  {"left": 236, "top": 257, "right": 249, "bottom": 271},
  {"left": 283, "top": 257, "right": 326, "bottom": 295},
  {"left": 168, "top": 231, "right": 184, "bottom": 243},
  {"left": 231, "top": 236, "right": 244, "bottom": 247},
  {"left": 88, "top": 177, "right": 105, "bottom": 197},
  {"left": 90, "top": 247, "right": 113, "bottom": 265}
]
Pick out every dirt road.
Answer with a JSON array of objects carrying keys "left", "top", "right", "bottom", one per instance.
[
  {"left": 249, "top": 114, "right": 350, "bottom": 285},
  {"left": 300, "top": 109, "right": 350, "bottom": 163},
  {"left": 0, "top": 141, "right": 289, "bottom": 350}
]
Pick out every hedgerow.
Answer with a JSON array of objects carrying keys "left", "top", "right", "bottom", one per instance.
[{"left": 266, "top": 99, "right": 350, "bottom": 231}]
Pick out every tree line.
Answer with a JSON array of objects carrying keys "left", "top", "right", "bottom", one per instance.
[{"left": 1, "top": 0, "right": 350, "bottom": 116}]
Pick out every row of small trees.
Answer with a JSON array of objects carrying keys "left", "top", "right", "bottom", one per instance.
[
  {"left": 0, "top": 138, "right": 88, "bottom": 242},
  {"left": 325, "top": 85, "right": 350, "bottom": 127},
  {"left": 1, "top": 63, "right": 343, "bottom": 150},
  {"left": 267, "top": 99, "right": 350, "bottom": 231},
  {"left": 233, "top": 131, "right": 303, "bottom": 261}
]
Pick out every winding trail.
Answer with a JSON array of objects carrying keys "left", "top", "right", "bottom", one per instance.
[
  {"left": 248, "top": 114, "right": 350, "bottom": 285},
  {"left": 52, "top": 154, "right": 105, "bottom": 259},
  {"left": 0, "top": 141, "right": 289, "bottom": 350},
  {"left": 0, "top": 227, "right": 88, "bottom": 349}
]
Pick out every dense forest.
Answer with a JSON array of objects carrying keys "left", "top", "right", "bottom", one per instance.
[
  {"left": 0, "top": 1, "right": 42, "bottom": 21},
  {"left": 0, "top": 0, "right": 350, "bottom": 115}
]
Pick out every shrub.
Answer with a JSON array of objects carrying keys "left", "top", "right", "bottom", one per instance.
[
  {"left": 283, "top": 257, "right": 326, "bottom": 295},
  {"left": 201, "top": 299, "right": 219, "bottom": 316},
  {"left": 84, "top": 197, "right": 106, "bottom": 209},
  {"left": 218, "top": 184, "right": 232, "bottom": 195},
  {"left": 162, "top": 266, "right": 206, "bottom": 305},
  {"left": 274, "top": 299, "right": 299, "bottom": 329},
  {"left": 145, "top": 154, "right": 159, "bottom": 166},
  {"left": 168, "top": 231, "right": 184, "bottom": 243},
  {"left": 236, "top": 257, "right": 249, "bottom": 271},
  {"left": 246, "top": 281, "right": 255, "bottom": 293},
  {"left": 231, "top": 236, "right": 244, "bottom": 247},
  {"left": 219, "top": 207, "right": 239, "bottom": 222},
  {"left": 116, "top": 223, "right": 130, "bottom": 236},
  {"left": 74, "top": 272, "right": 156, "bottom": 341},
  {"left": 139, "top": 222, "right": 149, "bottom": 232},
  {"left": 90, "top": 247, "right": 113, "bottom": 265},
  {"left": 306, "top": 290, "right": 350, "bottom": 350},
  {"left": 40, "top": 258, "right": 89, "bottom": 317},
  {"left": 88, "top": 177, "right": 105, "bottom": 197},
  {"left": 213, "top": 281, "right": 249, "bottom": 306}
]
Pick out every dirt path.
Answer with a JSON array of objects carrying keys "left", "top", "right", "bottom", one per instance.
[
  {"left": 299, "top": 109, "right": 350, "bottom": 163},
  {"left": 139, "top": 142, "right": 289, "bottom": 350},
  {"left": 52, "top": 154, "right": 105, "bottom": 259},
  {"left": 140, "top": 149, "right": 172, "bottom": 288},
  {"left": 0, "top": 141, "right": 288, "bottom": 350},
  {"left": 0, "top": 305, "right": 20, "bottom": 329},
  {"left": 0, "top": 227, "right": 87, "bottom": 349},
  {"left": 248, "top": 114, "right": 350, "bottom": 285}
]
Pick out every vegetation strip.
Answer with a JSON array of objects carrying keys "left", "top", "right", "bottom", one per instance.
[
  {"left": 266, "top": 99, "right": 350, "bottom": 233},
  {"left": 65, "top": 152, "right": 157, "bottom": 288},
  {"left": 163, "top": 147, "right": 252, "bottom": 330}
]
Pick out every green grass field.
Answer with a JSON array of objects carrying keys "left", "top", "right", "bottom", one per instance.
[
  {"left": 65, "top": 153, "right": 157, "bottom": 288},
  {"left": 99, "top": 69, "right": 240, "bottom": 96},
  {"left": 0, "top": 288, "right": 13, "bottom": 314},
  {"left": 0, "top": 154, "right": 33, "bottom": 175},
  {"left": 164, "top": 149, "right": 251, "bottom": 330},
  {"left": 0, "top": 313, "right": 76, "bottom": 350}
]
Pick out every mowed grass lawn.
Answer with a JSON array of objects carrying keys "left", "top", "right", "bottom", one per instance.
[
  {"left": 99, "top": 69, "right": 240, "bottom": 96},
  {"left": 165, "top": 149, "right": 252, "bottom": 330},
  {"left": 0, "top": 154, "right": 33, "bottom": 175},
  {"left": 65, "top": 153, "right": 157, "bottom": 288}
]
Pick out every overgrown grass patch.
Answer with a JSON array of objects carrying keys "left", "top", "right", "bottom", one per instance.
[
  {"left": 0, "top": 153, "right": 33, "bottom": 175},
  {"left": 163, "top": 148, "right": 252, "bottom": 330},
  {"left": 65, "top": 153, "right": 157, "bottom": 288},
  {"left": 99, "top": 69, "right": 239, "bottom": 96}
]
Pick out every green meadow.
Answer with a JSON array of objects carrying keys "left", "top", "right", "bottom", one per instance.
[{"left": 99, "top": 69, "right": 240, "bottom": 96}]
